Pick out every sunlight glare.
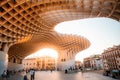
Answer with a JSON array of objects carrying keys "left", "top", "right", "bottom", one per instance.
[{"left": 25, "top": 48, "right": 58, "bottom": 59}]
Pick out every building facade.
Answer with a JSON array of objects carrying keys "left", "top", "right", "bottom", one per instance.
[
  {"left": 83, "top": 54, "right": 103, "bottom": 70},
  {"left": 90, "top": 54, "right": 103, "bottom": 70},
  {"left": 75, "top": 61, "right": 83, "bottom": 69},
  {"left": 102, "top": 45, "right": 120, "bottom": 71},
  {"left": 23, "top": 56, "right": 56, "bottom": 70},
  {"left": 83, "top": 57, "right": 91, "bottom": 70}
]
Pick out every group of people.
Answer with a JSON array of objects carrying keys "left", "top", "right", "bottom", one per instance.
[
  {"left": 1, "top": 69, "right": 35, "bottom": 80},
  {"left": 1, "top": 70, "right": 10, "bottom": 79},
  {"left": 24, "top": 69, "right": 35, "bottom": 80}
]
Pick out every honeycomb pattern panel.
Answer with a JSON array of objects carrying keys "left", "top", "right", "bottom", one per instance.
[{"left": 0, "top": 0, "right": 120, "bottom": 59}]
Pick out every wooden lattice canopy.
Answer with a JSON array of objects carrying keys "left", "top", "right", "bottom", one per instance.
[{"left": 0, "top": 0, "right": 120, "bottom": 58}]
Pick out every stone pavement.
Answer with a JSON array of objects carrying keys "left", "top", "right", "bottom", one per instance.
[
  {"left": 0, "top": 72, "right": 25, "bottom": 80},
  {"left": 0, "top": 71, "right": 118, "bottom": 80},
  {"left": 82, "top": 72, "right": 117, "bottom": 80}
]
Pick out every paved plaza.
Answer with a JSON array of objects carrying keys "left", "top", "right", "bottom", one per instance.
[{"left": 0, "top": 71, "right": 118, "bottom": 80}]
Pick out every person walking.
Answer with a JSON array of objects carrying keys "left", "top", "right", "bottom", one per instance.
[
  {"left": 2, "top": 70, "right": 7, "bottom": 80},
  {"left": 23, "top": 75, "right": 28, "bottom": 80},
  {"left": 23, "top": 72, "right": 28, "bottom": 80},
  {"left": 30, "top": 69, "right": 35, "bottom": 80},
  {"left": 50, "top": 69, "right": 52, "bottom": 73},
  {"left": 6, "top": 70, "right": 10, "bottom": 78},
  {"left": 33, "top": 69, "right": 35, "bottom": 80}
]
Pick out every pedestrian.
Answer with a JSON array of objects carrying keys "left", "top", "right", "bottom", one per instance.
[
  {"left": 2, "top": 70, "right": 7, "bottom": 80},
  {"left": 6, "top": 70, "right": 10, "bottom": 78},
  {"left": 30, "top": 69, "right": 35, "bottom": 80},
  {"left": 65, "top": 69, "right": 68, "bottom": 74},
  {"left": 33, "top": 69, "right": 35, "bottom": 80},
  {"left": 23, "top": 75, "right": 28, "bottom": 80},
  {"left": 23, "top": 72, "right": 28, "bottom": 80},
  {"left": 50, "top": 69, "right": 52, "bottom": 72}
]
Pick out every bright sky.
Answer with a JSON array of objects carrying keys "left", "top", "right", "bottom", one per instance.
[
  {"left": 54, "top": 17, "right": 120, "bottom": 62},
  {"left": 25, "top": 48, "right": 58, "bottom": 59},
  {"left": 26, "top": 17, "right": 120, "bottom": 62}
]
